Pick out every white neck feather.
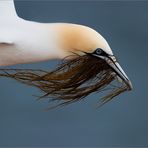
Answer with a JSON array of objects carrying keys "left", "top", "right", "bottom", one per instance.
[
  {"left": 0, "top": 20, "right": 62, "bottom": 66},
  {"left": 0, "top": 0, "right": 18, "bottom": 19},
  {"left": 0, "top": 0, "right": 63, "bottom": 66}
]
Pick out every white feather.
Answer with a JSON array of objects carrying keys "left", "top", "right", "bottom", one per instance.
[{"left": 0, "top": 0, "right": 112, "bottom": 66}]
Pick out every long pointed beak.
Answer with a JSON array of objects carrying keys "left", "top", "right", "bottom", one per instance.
[
  {"left": 108, "top": 56, "right": 133, "bottom": 90},
  {"left": 107, "top": 55, "right": 133, "bottom": 90},
  {"left": 96, "top": 55, "right": 133, "bottom": 90}
]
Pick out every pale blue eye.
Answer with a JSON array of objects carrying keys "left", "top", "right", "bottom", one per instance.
[{"left": 96, "top": 48, "right": 102, "bottom": 55}]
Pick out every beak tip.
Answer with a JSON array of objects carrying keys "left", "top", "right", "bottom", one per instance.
[{"left": 127, "top": 80, "right": 133, "bottom": 91}]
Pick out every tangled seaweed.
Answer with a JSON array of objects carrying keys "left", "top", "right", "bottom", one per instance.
[{"left": 0, "top": 53, "right": 128, "bottom": 109}]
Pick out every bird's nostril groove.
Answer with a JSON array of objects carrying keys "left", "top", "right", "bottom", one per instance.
[{"left": 109, "top": 55, "right": 118, "bottom": 63}]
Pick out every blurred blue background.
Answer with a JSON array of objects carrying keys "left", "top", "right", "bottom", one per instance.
[{"left": 0, "top": 1, "right": 147, "bottom": 147}]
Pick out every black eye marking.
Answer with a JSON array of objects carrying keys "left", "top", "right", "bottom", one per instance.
[
  {"left": 93, "top": 48, "right": 108, "bottom": 56},
  {"left": 91, "top": 48, "right": 110, "bottom": 58}
]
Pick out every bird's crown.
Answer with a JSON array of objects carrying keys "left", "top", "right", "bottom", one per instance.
[{"left": 56, "top": 23, "right": 113, "bottom": 57}]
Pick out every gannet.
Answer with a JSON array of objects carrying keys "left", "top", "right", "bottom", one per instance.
[{"left": 0, "top": 0, "right": 132, "bottom": 108}]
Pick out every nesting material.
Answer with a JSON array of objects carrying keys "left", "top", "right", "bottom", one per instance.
[{"left": 0, "top": 54, "right": 128, "bottom": 108}]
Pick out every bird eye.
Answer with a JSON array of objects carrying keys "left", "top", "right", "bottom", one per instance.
[{"left": 95, "top": 48, "right": 102, "bottom": 55}]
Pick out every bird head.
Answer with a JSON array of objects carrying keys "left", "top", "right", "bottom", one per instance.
[{"left": 57, "top": 24, "right": 132, "bottom": 91}]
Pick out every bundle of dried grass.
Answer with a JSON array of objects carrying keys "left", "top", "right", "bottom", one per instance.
[{"left": 0, "top": 53, "right": 128, "bottom": 108}]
